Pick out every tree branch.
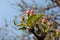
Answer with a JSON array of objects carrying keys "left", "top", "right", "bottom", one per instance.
[{"left": 31, "top": 27, "right": 46, "bottom": 40}]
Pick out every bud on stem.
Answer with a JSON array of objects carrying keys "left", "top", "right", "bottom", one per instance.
[{"left": 20, "top": 16, "right": 24, "bottom": 22}]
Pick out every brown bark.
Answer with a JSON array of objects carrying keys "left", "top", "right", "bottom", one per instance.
[{"left": 30, "top": 27, "right": 46, "bottom": 40}]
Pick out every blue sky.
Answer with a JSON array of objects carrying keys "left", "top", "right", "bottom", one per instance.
[
  {"left": 0, "top": 0, "right": 19, "bottom": 26},
  {"left": 0, "top": 0, "right": 60, "bottom": 39},
  {"left": 0, "top": 0, "right": 59, "bottom": 33},
  {"left": 0, "top": 0, "right": 52, "bottom": 22},
  {"left": 0, "top": 0, "right": 47, "bottom": 26},
  {"left": 0, "top": 0, "right": 60, "bottom": 40},
  {"left": 0, "top": 0, "right": 23, "bottom": 35},
  {"left": 0, "top": 0, "right": 49, "bottom": 39}
]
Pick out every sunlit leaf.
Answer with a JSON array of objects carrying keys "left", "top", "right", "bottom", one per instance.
[
  {"left": 27, "top": 14, "right": 37, "bottom": 26},
  {"left": 18, "top": 27, "right": 27, "bottom": 30},
  {"left": 42, "top": 24, "right": 47, "bottom": 31},
  {"left": 14, "top": 21, "right": 26, "bottom": 26},
  {"left": 41, "top": 23, "right": 48, "bottom": 31},
  {"left": 34, "top": 13, "right": 45, "bottom": 25}
]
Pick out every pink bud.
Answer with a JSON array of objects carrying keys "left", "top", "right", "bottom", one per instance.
[
  {"left": 26, "top": 10, "right": 30, "bottom": 14},
  {"left": 30, "top": 10, "right": 34, "bottom": 14},
  {"left": 42, "top": 18, "right": 48, "bottom": 22}
]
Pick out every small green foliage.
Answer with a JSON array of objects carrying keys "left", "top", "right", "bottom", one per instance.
[
  {"left": 14, "top": 10, "right": 60, "bottom": 40},
  {"left": 27, "top": 14, "right": 37, "bottom": 26},
  {"left": 34, "top": 13, "right": 45, "bottom": 25},
  {"left": 14, "top": 21, "right": 26, "bottom": 27},
  {"left": 42, "top": 23, "right": 47, "bottom": 31},
  {"left": 18, "top": 27, "right": 27, "bottom": 30}
]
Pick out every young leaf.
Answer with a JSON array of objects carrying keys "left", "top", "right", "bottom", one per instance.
[
  {"left": 14, "top": 21, "right": 27, "bottom": 27},
  {"left": 27, "top": 14, "right": 37, "bottom": 26},
  {"left": 42, "top": 24, "right": 47, "bottom": 31},
  {"left": 34, "top": 13, "right": 45, "bottom": 25},
  {"left": 18, "top": 27, "right": 27, "bottom": 30}
]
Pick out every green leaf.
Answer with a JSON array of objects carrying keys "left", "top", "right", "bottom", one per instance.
[
  {"left": 14, "top": 21, "right": 26, "bottom": 26},
  {"left": 16, "top": 23, "right": 26, "bottom": 26},
  {"left": 42, "top": 24, "right": 47, "bottom": 30},
  {"left": 18, "top": 27, "right": 27, "bottom": 30},
  {"left": 42, "top": 23, "right": 48, "bottom": 32},
  {"left": 34, "top": 13, "right": 45, "bottom": 25},
  {"left": 37, "top": 30, "right": 42, "bottom": 34},
  {"left": 27, "top": 14, "right": 37, "bottom": 26}
]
